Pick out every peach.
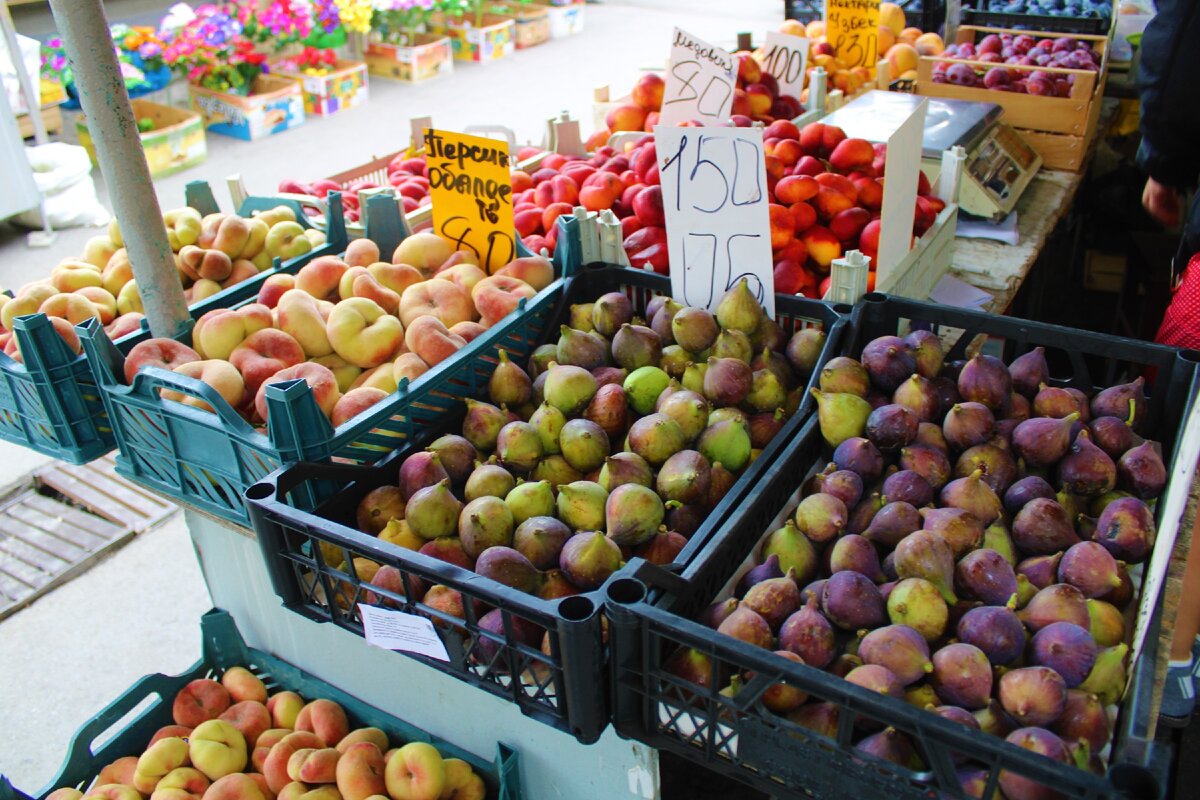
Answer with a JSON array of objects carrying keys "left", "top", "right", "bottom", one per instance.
[
  {"left": 223, "top": 259, "right": 259, "bottom": 288},
  {"left": 107, "top": 311, "right": 146, "bottom": 340},
  {"left": 219, "top": 700, "right": 272, "bottom": 748},
  {"left": 191, "top": 279, "right": 223, "bottom": 302},
  {"left": 403, "top": 316, "right": 466, "bottom": 367},
  {"left": 446, "top": 321, "right": 485, "bottom": 344},
  {"left": 439, "top": 759, "right": 484, "bottom": 800},
  {"left": 288, "top": 748, "right": 341, "bottom": 784},
  {"left": 40, "top": 292, "right": 100, "bottom": 324},
  {"left": 434, "top": 264, "right": 487, "bottom": 296},
  {"left": 887, "top": 43, "right": 919, "bottom": 76},
  {"left": 117, "top": 280, "right": 143, "bottom": 316},
  {"left": 541, "top": 202, "right": 574, "bottom": 235},
  {"left": 149, "top": 725, "right": 194, "bottom": 747},
  {"left": 335, "top": 743, "right": 386, "bottom": 800},
  {"left": 241, "top": 218, "right": 270, "bottom": 261},
  {"left": 296, "top": 789, "right": 339, "bottom": 800},
  {"left": 265, "top": 732, "right": 325, "bottom": 793},
  {"left": 96, "top": 756, "right": 139, "bottom": 787},
  {"left": 213, "top": 217, "right": 252, "bottom": 258},
  {"left": 51, "top": 261, "right": 104, "bottom": 293},
  {"left": 312, "top": 354, "right": 363, "bottom": 393},
  {"left": 880, "top": 1, "right": 906, "bottom": 35},
  {"left": 201, "top": 774, "right": 265, "bottom": 800},
  {"left": 585, "top": 128, "right": 610, "bottom": 151},
  {"left": 336, "top": 729, "right": 390, "bottom": 755},
  {"left": 829, "top": 207, "right": 871, "bottom": 243},
  {"left": 392, "top": 352, "right": 430, "bottom": 385},
  {"left": 174, "top": 679, "right": 232, "bottom": 727},
  {"left": 230, "top": 329, "right": 307, "bottom": 397},
  {"left": 151, "top": 788, "right": 199, "bottom": 800},
  {"left": 915, "top": 32, "right": 944, "bottom": 56},
  {"left": 345, "top": 239, "right": 381, "bottom": 268},
  {"left": 163, "top": 360, "right": 246, "bottom": 414},
  {"left": 331, "top": 387, "right": 388, "bottom": 426},
  {"left": 82, "top": 235, "right": 118, "bottom": 269},
  {"left": 802, "top": 225, "right": 843, "bottom": 271},
  {"left": 350, "top": 365, "right": 398, "bottom": 394},
  {"left": 124, "top": 338, "right": 201, "bottom": 384},
  {"left": 134, "top": 736, "right": 191, "bottom": 793},
  {"left": 829, "top": 139, "right": 875, "bottom": 174},
  {"left": 189, "top": 719, "right": 247, "bottom": 780},
  {"left": 337, "top": 267, "right": 369, "bottom": 302},
  {"left": 156, "top": 768, "right": 211, "bottom": 798},
  {"left": 276, "top": 290, "right": 334, "bottom": 358},
  {"left": 253, "top": 729, "right": 293, "bottom": 772},
  {"left": 383, "top": 743, "right": 444, "bottom": 800},
  {"left": 368, "top": 263, "right": 423, "bottom": 297},
  {"left": 295, "top": 699, "right": 350, "bottom": 748},
  {"left": 495, "top": 256, "right": 553, "bottom": 291},
  {"left": 814, "top": 186, "right": 855, "bottom": 221},
  {"left": 769, "top": 204, "right": 794, "bottom": 251},
  {"left": 258, "top": 274, "right": 298, "bottom": 309},
  {"left": 631, "top": 73, "right": 665, "bottom": 111},
  {"left": 277, "top": 784, "right": 309, "bottom": 800},
  {"left": 196, "top": 306, "right": 271, "bottom": 362},
  {"left": 852, "top": 177, "right": 884, "bottom": 211},
  {"left": 102, "top": 250, "right": 134, "bottom": 296},
  {"left": 48, "top": 791, "right": 83, "bottom": 800},
  {"left": 327, "top": 297, "right": 405, "bottom": 369},
  {"left": 164, "top": 208, "right": 203, "bottom": 250},
  {"left": 745, "top": 84, "right": 774, "bottom": 116},
  {"left": 397, "top": 280, "right": 476, "bottom": 329},
  {"left": 471, "top": 275, "right": 536, "bottom": 328},
  {"left": 605, "top": 103, "right": 647, "bottom": 133},
  {"left": 296, "top": 257, "right": 350, "bottom": 301},
  {"left": 83, "top": 786, "right": 141, "bottom": 800},
  {"left": 179, "top": 247, "right": 234, "bottom": 283},
  {"left": 392, "top": 233, "right": 453, "bottom": 273},
  {"left": 775, "top": 176, "right": 819, "bottom": 206},
  {"left": 247, "top": 775, "right": 272, "bottom": 800},
  {"left": 221, "top": 666, "right": 268, "bottom": 704},
  {"left": 255, "top": 362, "right": 342, "bottom": 421}
]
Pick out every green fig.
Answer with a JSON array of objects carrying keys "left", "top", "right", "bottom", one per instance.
[
  {"left": 556, "top": 480, "right": 609, "bottom": 532},
  {"left": 715, "top": 277, "right": 764, "bottom": 334},
  {"left": 624, "top": 365, "right": 671, "bottom": 415},
  {"left": 504, "top": 479, "right": 555, "bottom": 525},
  {"left": 811, "top": 389, "right": 872, "bottom": 448}
]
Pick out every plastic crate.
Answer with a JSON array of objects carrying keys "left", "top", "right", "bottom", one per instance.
[
  {"left": 604, "top": 292, "right": 1200, "bottom": 799},
  {"left": 960, "top": 1, "right": 1112, "bottom": 35},
  {"left": 0, "top": 609, "right": 521, "bottom": 800},
  {"left": 242, "top": 262, "right": 847, "bottom": 741},
  {"left": 79, "top": 224, "right": 557, "bottom": 527},
  {"left": 0, "top": 184, "right": 347, "bottom": 465},
  {"left": 784, "top": 0, "right": 946, "bottom": 34}
]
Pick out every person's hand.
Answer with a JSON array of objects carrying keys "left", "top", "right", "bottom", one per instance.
[{"left": 1144, "top": 177, "right": 1183, "bottom": 228}]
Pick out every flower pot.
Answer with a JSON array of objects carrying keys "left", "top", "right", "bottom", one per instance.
[
  {"left": 365, "top": 33, "right": 454, "bottom": 82},
  {"left": 187, "top": 74, "right": 305, "bottom": 141},
  {"left": 77, "top": 98, "right": 206, "bottom": 178},
  {"left": 272, "top": 58, "right": 369, "bottom": 116}
]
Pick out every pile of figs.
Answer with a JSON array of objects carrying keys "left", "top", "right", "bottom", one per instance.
[
  {"left": 675, "top": 332, "right": 1167, "bottom": 798},
  {"left": 352, "top": 280, "right": 828, "bottom": 656}
]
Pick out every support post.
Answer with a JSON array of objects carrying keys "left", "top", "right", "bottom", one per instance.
[{"left": 47, "top": 0, "right": 190, "bottom": 339}]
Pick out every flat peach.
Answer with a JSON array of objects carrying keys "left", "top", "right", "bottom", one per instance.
[
  {"left": 219, "top": 700, "right": 272, "bottom": 749},
  {"left": 173, "top": 679, "right": 231, "bottom": 727},
  {"left": 295, "top": 699, "right": 349, "bottom": 748},
  {"left": 331, "top": 387, "right": 388, "bottom": 427},
  {"left": 404, "top": 316, "right": 465, "bottom": 367},
  {"left": 255, "top": 362, "right": 341, "bottom": 422}
]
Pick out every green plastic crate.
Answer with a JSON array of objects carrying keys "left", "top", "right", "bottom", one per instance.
[{"left": 0, "top": 609, "right": 522, "bottom": 800}]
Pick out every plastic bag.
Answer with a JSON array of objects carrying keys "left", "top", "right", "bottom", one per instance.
[
  {"left": 0, "top": 33, "right": 42, "bottom": 114},
  {"left": 13, "top": 143, "right": 110, "bottom": 229}
]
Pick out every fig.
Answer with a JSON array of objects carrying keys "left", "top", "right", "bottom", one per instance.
[
  {"left": 475, "top": 546, "right": 542, "bottom": 594},
  {"left": 660, "top": 345, "right": 691, "bottom": 379},
  {"left": 405, "top": 479, "right": 463, "bottom": 540},
  {"left": 605, "top": 483, "right": 664, "bottom": 546},
  {"left": 787, "top": 702, "right": 840, "bottom": 738},
  {"left": 747, "top": 409, "right": 787, "bottom": 449},
  {"left": 464, "top": 461, "right": 515, "bottom": 501},
  {"left": 1086, "top": 599, "right": 1125, "bottom": 647},
  {"left": 488, "top": 349, "right": 533, "bottom": 407},
  {"left": 892, "top": 374, "right": 940, "bottom": 422},
  {"left": 860, "top": 336, "right": 916, "bottom": 394},
  {"left": 829, "top": 534, "right": 885, "bottom": 582},
  {"left": 816, "top": 468, "right": 864, "bottom": 508},
  {"left": 882, "top": 470, "right": 934, "bottom": 508},
  {"left": 710, "top": 329, "right": 753, "bottom": 363},
  {"left": 845, "top": 663, "right": 904, "bottom": 699},
  {"left": 529, "top": 403, "right": 566, "bottom": 455},
  {"left": 528, "top": 342, "right": 559, "bottom": 376},
  {"left": 610, "top": 324, "right": 660, "bottom": 371},
  {"left": 811, "top": 389, "right": 871, "bottom": 447},
  {"left": 1089, "top": 415, "right": 1139, "bottom": 460},
  {"left": 505, "top": 479, "right": 555, "bottom": 524},
  {"left": 916, "top": 421, "right": 951, "bottom": 454},
  {"left": 898, "top": 445, "right": 952, "bottom": 489},
  {"left": 592, "top": 366, "right": 628, "bottom": 389},
  {"left": 1009, "top": 347, "right": 1048, "bottom": 398},
  {"left": 974, "top": 700, "right": 1018, "bottom": 739},
  {"left": 656, "top": 450, "right": 712, "bottom": 505},
  {"left": 793, "top": 492, "right": 848, "bottom": 543},
  {"left": 700, "top": 597, "right": 739, "bottom": 629},
  {"left": 832, "top": 437, "right": 884, "bottom": 484},
  {"left": 559, "top": 531, "right": 622, "bottom": 590},
  {"left": 706, "top": 462, "right": 737, "bottom": 507},
  {"left": 1019, "top": 584, "right": 1089, "bottom": 632},
  {"left": 859, "top": 625, "right": 933, "bottom": 686},
  {"left": 650, "top": 301, "right": 682, "bottom": 346},
  {"left": 862, "top": 501, "right": 922, "bottom": 549},
  {"left": 779, "top": 594, "right": 836, "bottom": 668},
  {"left": 543, "top": 363, "right": 598, "bottom": 415},
  {"left": 597, "top": 452, "right": 654, "bottom": 493},
  {"left": 820, "top": 356, "right": 870, "bottom": 396},
  {"left": 1053, "top": 690, "right": 1111, "bottom": 754},
  {"left": 590, "top": 291, "right": 633, "bottom": 337},
  {"left": 1000, "top": 728, "right": 1071, "bottom": 800},
  {"left": 1057, "top": 432, "right": 1116, "bottom": 496},
  {"left": 556, "top": 325, "right": 607, "bottom": 370},
  {"left": 744, "top": 368, "right": 787, "bottom": 413},
  {"left": 957, "top": 606, "right": 1026, "bottom": 665},
  {"left": 887, "top": 578, "right": 949, "bottom": 642},
  {"left": 940, "top": 468, "right": 1002, "bottom": 525},
  {"left": 742, "top": 569, "right": 802, "bottom": 630},
  {"left": 624, "top": 365, "right": 671, "bottom": 415},
  {"left": 666, "top": 501, "right": 705, "bottom": 538},
  {"left": 855, "top": 727, "right": 923, "bottom": 769},
  {"left": 895, "top": 531, "right": 957, "bottom": 604},
  {"left": 1012, "top": 413, "right": 1079, "bottom": 466},
  {"left": 459, "top": 496, "right": 516, "bottom": 558},
  {"left": 864, "top": 403, "right": 919, "bottom": 452},
  {"left": 1033, "top": 384, "right": 1085, "bottom": 419},
  {"left": 1090, "top": 377, "right": 1146, "bottom": 432},
  {"left": 1078, "top": 643, "right": 1128, "bottom": 706},
  {"left": 920, "top": 507, "right": 984, "bottom": 558},
  {"left": 716, "top": 605, "right": 773, "bottom": 649},
  {"left": 1031, "top": 622, "right": 1097, "bottom": 687},
  {"left": 512, "top": 516, "right": 571, "bottom": 570},
  {"left": 426, "top": 435, "right": 477, "bottom": 486},
  {"left": 955, "top": 548, "right": 1018, "bottom": 606},
  {"left": 628, "top": 413, "right": 687, "bottom": 467},
  {"left": 821, "top": 570, "right": 886, "bottom": 630},
  {"left": 738, "top": 553, "right": 784, "bottom": 597},
  {"left": 1018, "top": 552, "right": 1064, "bottom": 590},
  {"left": 399, "top": 450, "right": 451, "bottom": 502},
  {"left": 955, "top": 444, "right": 1018, "bottom": 495},
  {"left": 762, "top": 520, "right": 819, "bottom": 585},
  {"left": 999, "top": 667, "right": 1067, "bottom": 726},
  {"left": 905, "top": 329, "right": 944, "bottom": 379},
  {"left": 657, "top": 390, "right": 710, "bottom": 442},
  {"left": 1003, "top": 475, "right": 1056, "bottom": 515},
  {"left": 931, "top": 643, "right": 993, "bottom": 710},
  {"left": 696, "top": 419, "right": 752, "bottom": 472},
  {"left": 582, "top": 384, "right": 628, "bottom": 439},
  {"left": 942, "top": 402, "right": 995, "bottom": 451},
  {"left": 1012, "top": 498, "right": 1080, "bottom": 555},
  {"left": 957, "top": 354, "right": 1011, "bottom": 411},
  {"left": 1092, "top": 496, "right": 1155, "bottom": 563},
  {"left": 1058, "top": 541, "right": 1121, "bottom": 599},
  {"left": 715, "top": 278, "right": 763, "bottom": 334},
  {"left": 983, "top": 520, "right": 1018, "bottom": 565},
  {"left": 556, "top": 480, "right": 608, "bottom": 532},
  {"left": 1118, "top": 440, "right": 1167, "bottom": 499}
]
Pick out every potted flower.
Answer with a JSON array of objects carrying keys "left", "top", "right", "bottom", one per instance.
[
  {"left": 364, "top": 0, "right": 454, "bottom": 82},
  {"left": 431, "top": 0, "right": 516, "bottom": 63},
  {"left": 483, "top": 0, "right": 550, "bottom": 49},
  {"left": 162, "top": 4, "right": 306, "bottom": 141},
  {"left": 270, "top": 1, "right": 372, "bottom": 115}
]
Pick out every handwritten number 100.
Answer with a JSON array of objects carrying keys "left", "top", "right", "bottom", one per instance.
[{"left": 660, "top": 135, "right": 763, "bottom": 214}]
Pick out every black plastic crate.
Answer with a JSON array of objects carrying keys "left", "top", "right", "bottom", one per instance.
[
  {"left": 244, "top": 264, "right": 848, "bottom": 743},
  {"left": 960, "top": 1, "right": 1113, "bottom": 35},
  {"left": 604, "top": 292, "right": 1200, "bottom": 799},
  {"left": 785, "top": 0, "right": 947, "bottom": 35}
]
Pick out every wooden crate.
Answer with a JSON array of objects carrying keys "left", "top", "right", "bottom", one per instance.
[
  {"left": 77, "top": 99, "right": 206, "bottom": 179},
  {"left": 271, "top": 59, "right": 369, "bottom": 116},
  {"left": 187, "top": 74, "right": 305, "bottom": 141},
  {"left": 365, "top": 34, "right": 454, "bottom": 83}
]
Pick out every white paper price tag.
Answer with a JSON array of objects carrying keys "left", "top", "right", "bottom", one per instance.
[
  {"left": 659, "top": 28, "right": 737, "bottom": 127},
  {"left": 762, "top": 32, "right": 810, "bottom": 101},
  {"left": 876, "top": 99, "right": 927, "bottom": 286},
  {"left": 655, "top": 125, "right": 776, "bottom": 318},
  {"left": 359, "top": 604, "right": 450, "bottom": 662}
]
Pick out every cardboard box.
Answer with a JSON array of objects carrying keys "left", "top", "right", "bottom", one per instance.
[
  {"left": 77, "top": 98, "right": 206, "bottom": 178},
  {"left": 272, "top": 59, "right": 369, "bottom": 116},
  {"left": 499, "top": 5, "right": 551, "bottom": 49},
  {"left": 539, "top": 1, "right": 585, "bottom": 37},
  {"left": 187, "top": 74, "right": 305, "bottom": 141},
  {"left": 430, "top": 14, "right": 515, "bottom": 63},
  {"left": 365, "top": 34, "right": 454, "bottom": 82}
]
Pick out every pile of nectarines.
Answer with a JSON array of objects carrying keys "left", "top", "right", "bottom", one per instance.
[
  {"left": 44, "top": 666, "right": 483, "bottom": 800},
  {"left": 0, "top": 205, "right": 326, "bottom": 367},
  {"left": 123, "top": 232, "right": 553, "bottom": 429},
  {"left": 280, "top": 155, "right": 433, "bottom": 228}
]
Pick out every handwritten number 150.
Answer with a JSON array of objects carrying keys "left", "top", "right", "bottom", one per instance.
[{"left": 660, "top": 135, "right": 763, "bottom": 214}]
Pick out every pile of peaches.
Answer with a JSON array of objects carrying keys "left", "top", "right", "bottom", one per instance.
[
  {"left": 44, "top": 666, "right": 482, "bottom": 800},
  {"left": 0, "top": 206, "right": 325, "bottom": 366},
  {"left": 279, "top": 156, "right": 433, "bottom": 228},
  {"left": 123, "top": 232, "right": 553, "bottom": 430}
]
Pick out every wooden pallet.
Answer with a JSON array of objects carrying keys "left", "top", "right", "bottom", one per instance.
[{"left": 35, "top": 455, "right": 176, "bottom": 532}]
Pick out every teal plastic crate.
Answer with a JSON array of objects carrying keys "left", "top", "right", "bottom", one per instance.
[
  {"left": 0, "top": 609, "right": 522, "bottom": 800},
  {"left": 79, "top": 216, "right": 565, "bottom": 527},
  {"left": 0, "top": 182, "right": 348, "bottom": 465}
]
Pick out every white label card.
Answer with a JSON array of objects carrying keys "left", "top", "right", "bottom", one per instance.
[
  {"left": 655, "top": 125, "right": 776, "bottom": 318},
  {"left": 359, "top": 603, "right": 450, "bottom": 662},
  {"left": 876, "top": 98, "right": 927, "bottom": 286},
  {"left": 659, "top": 28, "right": 737, "bottom": 127},
  {"left": 762, "top": 32, "right": 810, "bottom": 101}
]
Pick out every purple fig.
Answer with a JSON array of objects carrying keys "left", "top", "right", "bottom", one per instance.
[
  {"left": 1102, "top": 561, "right": 1134, "bottom": 608},
  {"left": 999, "top": 667, "right": 1068, "bottom": 726},
  {"left": 656, "top": 450, "right": 712, "bottom": 506},
  {"left": 663, "top": 646, "right": 714, "bottom": 696},
  {"left": 882, "top": 554, "right": 898, "bottom": 582},
  {"left": 1118, "top": 440, "right": 1167, "bottom": 499},
  {"left": 399, "top": 451, "right": 450, "bottom": 502},
  {"left": 1090, "top": 377, "right": 1147, "bottom": 432},
  {"left": 846, "top": 491, "right": 885, "bottom": 536},
  {"left": 955, "top": 444, "right": 1018, "bottom": 495},
  {"left": 862, "top": 336, "right": 916, "bottom": 393},
  {"left": 426, "top": 435, "right": 478, "bottom": 485},
  {"left": 1018, "top": 552, "right": 1064, "bottom": 590},
  {"left": 994, "top": 417, "right": 1020, "bottom": 446},
  {"left": 957, "top": 354, "right": 1012, "bottom": 412},
  {"left": 716, "top": 605, "right": 773, "bottom": 649},
  {"left": 899, "top": 445, "right": 952, "bottom": 489},
  {"left": 974, "top": 700, "right": 1018, "bottom": 738},
  {"left": 829, "top": 534, "right": 885, "bottom": 582},
  {"left": 783, "top": 326, "right": 823, "bottom": 374},
  {"left": 1089, "top": 415, "right": 1139, "bottom": 460},
  {"left": 788, "top": 702, "right": 840, "bottom": 737},
  {"left": 1019, "top": 584, "right": 1090, "bottom": 631},
  {"left": 931, "top": 643, "right": 993, "bottom": 709},
  {"left": 511, "top": 515, "right": 569, "bottom": 570},
  {"left": 636, "top": 526, "right": 685, "bottom": 565},
  {"left": 1007, "top": 391, "right": 1033, "bottom": 422},
  {"left": 1010, "top": 347, "right": 1049, "bottom": 398},
  {"left": 556, "top": 325, "right": 608, "bottom": 370},
  {"left": 821, "top": 570, "right": 886, "bottom": 630},
  {"left": 800, "top": 578, "right": 827, "bottom": 604},
  {"left": 905, "top": 329, "right": 944, "bottom": 379},
  {"left": 629, "top": 413, "right": 687, "bottom": 467},
  {"left": 747, "top": 409, "right": 787, "bottom": 449},
  {"left": 942, "top": 402, "right": 995, "bottom": 450},
  {"left": 882, "top": 470, "right": 934, "bottom": 508},
  {"left": 933, "top": 376, "right": 962, "bottom": 417},
  {"left": 702, "top": 356, "right": 753, "bottom": 409},
  {"left": 592, "top": 366, "right": 629, "bottom": 389},
  {"left": 940, "top": 469, "right": 1003, "bottom": 525},
  {"left": 476, "top": 546, "right": 542, "bottom": 594},
  {"left": 671, "top": 306, "right": 718, "bottom": 352},
  {"left": 742, "top": 569, "right": 802, "bottom": 630},
  {"left": 598, "top": 452, "right": 654, "bottom": 493},
  {"left": 916, "top": 421, "right": 951, "bottom": 454},
  {"left": 1034, "top": 384, "right": 1085, "bottom": 419},
  {"left": 666, "top": 501, "right": 704, "bottom": 538},
  {"left": 865, "top": 403, "right": 919, "bottom": 452},
  {"left": 815, "top": 468, "right": 864, "bottom": 508},
  {"left": 583, "top": 383, "right": 629, "bottom": 439},
  {"left": 1000, "top": 728, "right": 1071, "bottom": 800},
  {"left": 892, "top": 374, "right": 941, "bottom": 422},
  {"left": 1052, "top": 690, "right": 1111, "bottom": 753},
  {"left": 832, "top": 436, "right": 885, "bottom": 483},
  {"left": 862, "top": 501, "right": 922, "bottom": 549},
  {"left": 957, "top": 768, "right": 989, "bottom": 797},
  {"left": 1057, "top": 432, "right": 1116, "bottom": 496},
  {"left": 929, "top": 706, "right": 981, "bottom": 765},
  {"left": 473, "top": 608, "right": 543, "bottom": 669},
  {"left": 920, "top": 507, "right": 983, "bottom": 558},
  {"left": 738, "top": 553, "right": 784, "bottom": 597},
  {"left": 845, "top": 663, "right": 905, "bottom": 699},
  {"left": 955, "top": 549, "right": 1018, "bottom": 606},
  {"left": 700, "top": 597, "right": 739, "bottom": 629},
  {"left": 1004, "top": 475, "right": 1057, "bottom": 515},
  {"left": 819, "top": 356, "right": 870, "bottom": 396},
  {"left": 895, "top": 530, "right": 958, "bottom": 604},
  {"left": 1031, "top": 622, "right": 1097, "bottom": 687},
  {"left": 793, "top": 492, "right": 848, "bottom": 543},
  {"left": 1058, "top": 541, "right": 1122, "bottom": 599},
  {"left": 779, "top": 594, "right": 836, "bottom": 668},
  {"left": 706, "top": 462, "right": 737, "bottom": 507},
  {"left": 1092, "top": 496, "right": 1155, "bottom": 563},
  {"left": 591, "top": 291, "right": 633, "bottom": 337},
  {"left": 957, "top": 606, "right": 1026, "bottom": 665},
  {"left": 855, "top": 727, "right": 923, "bottom": 769},
  {"left": 1013, "top": 413, "right": 1079, "bottom": 466},
  {"left": 887, "top": 578, "right": 949, "bottom": 642},
  {"left": 859, "top": 625, "right": 932, "bottom": 685},
  {"left": 1012, "top": 498, "right": 1080, "bottom": 555}
]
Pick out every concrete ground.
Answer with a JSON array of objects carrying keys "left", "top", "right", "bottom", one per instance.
[{"left": 0, "top": 0, "right": 781, "bottom": 792}]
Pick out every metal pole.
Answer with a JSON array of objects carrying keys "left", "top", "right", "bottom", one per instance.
[{"left": 47, "top": 0, "right": 190, "bottom": 339}]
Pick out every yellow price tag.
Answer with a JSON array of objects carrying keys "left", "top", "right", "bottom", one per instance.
[
  {"left": 424, "top": 129, "right": 516, "bottom": 273},
  {"left": 826, "top": 0, "right": 880, "bottom": 70}
]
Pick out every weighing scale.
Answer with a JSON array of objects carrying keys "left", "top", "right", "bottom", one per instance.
[{"left": 820, "top": 91, "right": 1042, "bottom": 222}]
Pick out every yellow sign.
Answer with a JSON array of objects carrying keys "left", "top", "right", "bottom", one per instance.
[
  {"left": 826, "top": 0, "right": 880, "bottom": 70},
  {"left": 424, "top": 129, "right": 515, "bottom": 273}
]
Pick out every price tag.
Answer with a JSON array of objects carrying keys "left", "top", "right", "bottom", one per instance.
[
  {"left": 762, "top": 32, "right": 810, "bottom": 101},
  {"left": 424, "top": 128, "right": 515, "bottom": 273},
  {"left": 825, "top": 0, "right": 880, "bottom": 70},
  {"left": 359, "top": 604, "right": 450, "bottom": 662},
  {"left": 659, "top": 28, "right": 737, "bottom": 127},
  {"left": 876, "top": 98, "right": 927, "bottom": 286},
  {"left": 655, "top": 125, "right": 775, "bottom": 318}
]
